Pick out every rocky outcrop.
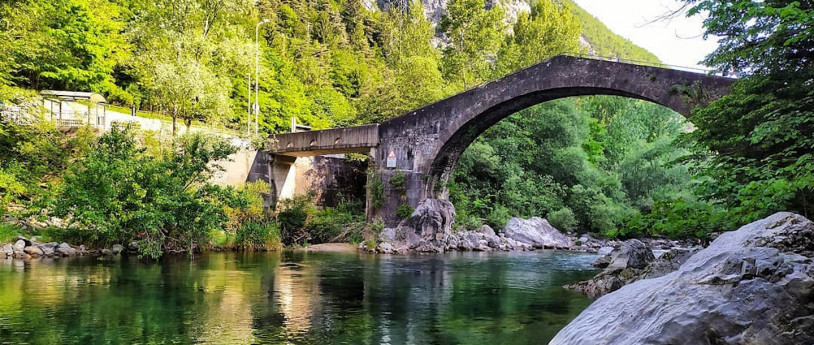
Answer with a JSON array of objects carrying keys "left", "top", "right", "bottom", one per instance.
[
  {"left": 552, "top": 212, "right": 814, "bottom": 345},
  {"left": 374, "top": 198, "right": 456, "bottom": 253},
  {"left": 371, "top": 199, "right": 536, "bottom": 253},
  {"left": 504, "top": 217, "right": 573, "bottom": 249},
  {"left": 2, "top": 236, "right": 91, "bottom": 259},
  {"left": 606, "top": 239, "right": 654, "bottom": 270},
  {"left": 566, "top": 239, "right": 671, "bottom": 298}
]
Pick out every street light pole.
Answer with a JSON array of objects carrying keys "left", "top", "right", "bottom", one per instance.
[
  {"left": 255, "top": 19, "right": 270, "bottom": 138},
  {"left": 247, "top": 73, "right": 251, "bottom": 138}
]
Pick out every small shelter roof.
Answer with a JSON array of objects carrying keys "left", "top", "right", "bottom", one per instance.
[{"left": 40, "top": 90, "right": 107, "bottom": 104}]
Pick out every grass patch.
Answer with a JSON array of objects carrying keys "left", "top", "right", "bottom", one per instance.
[{"left": 0, "top": 223, "right": 22, "bottom": 243}]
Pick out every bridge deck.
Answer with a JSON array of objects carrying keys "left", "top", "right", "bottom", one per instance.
[{"left": 269, "top": 124, "right": 379, "bottom": 157}]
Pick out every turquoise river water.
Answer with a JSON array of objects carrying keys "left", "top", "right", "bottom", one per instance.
[{"left": 0, "top": 250, "right": 599, "bottom": 344}]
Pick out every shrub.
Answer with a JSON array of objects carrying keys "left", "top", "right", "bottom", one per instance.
[
  {"left": 234, "top": 219, "right": 281, "bottom": 251},
  {"left": 390, "top": 170, "right": 407, "bottom": 198},
  {"left": 51, "top": 124, "right": 239, "bottom": 258},
  {"left": 486, "top": 204, "right": 511, "bottom": 230},
  {"left": 548, "top": 207, "right": 577, "bottom": 232},
  {"left": 366, "top": 171, "right": 384, "bottom": 209},
  {"left": 276, "top": 193, "right": 316, "bottom": 245},
  {"left": 306, "top": 207, "right": 357, "bottom": 243},
  {"left": 395, "top": 204, "right": 414, "bottom": 219}
]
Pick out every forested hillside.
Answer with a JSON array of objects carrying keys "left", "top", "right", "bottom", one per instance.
[
  {"left": 0, "top": 0, "right": 659, "bottom": 132},
  {"left": 560, "top": 0, "right": 659, "bottom": 63}
]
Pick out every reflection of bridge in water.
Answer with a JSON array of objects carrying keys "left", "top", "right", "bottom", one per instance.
[{"left": 271, "top": 56, "right": 734, "bottom": 224}]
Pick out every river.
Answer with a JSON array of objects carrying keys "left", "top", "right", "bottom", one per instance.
[{"left": 0, "top": 250, "right": 599, "bottom": 344}]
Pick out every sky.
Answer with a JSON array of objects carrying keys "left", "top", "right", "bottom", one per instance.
[{"left": 571, "top": 0, "right": 720, "bottom": 70}]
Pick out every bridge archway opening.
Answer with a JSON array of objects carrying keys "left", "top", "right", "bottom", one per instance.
[{"left": 425, "top": 90, "right": 692, "bottom": 199}]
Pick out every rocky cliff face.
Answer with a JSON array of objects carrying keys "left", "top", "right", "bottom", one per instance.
[{"left": 551, "top": 212, "right": 814, "bottom": 345}]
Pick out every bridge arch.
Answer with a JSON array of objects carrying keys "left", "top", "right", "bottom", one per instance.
[{"left": 375, "top": 56, "right": 732, "bottom": 224}]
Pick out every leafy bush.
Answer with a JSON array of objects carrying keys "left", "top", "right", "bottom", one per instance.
[
  {"left": 51, "top": 124, "right": 240, "bottom": 258},
  {"left": 366, "top": 170, "right": 384, "bottom": 209},
  {"left": 619, "top": 200, "right": 733, "bottom": 240},
  {"left": 276, "top": 193, "right": 316, "bottom": 245},
  {"left": 395, "top": 204, "right": 414, "bottom": 219},
  {"left": 486, "top": 204, "right": 511, "bottom": 230},
  {"left": 306, "top": 207, "right": 358, "bottom": 243},
  {"left": 234, "top": 219, "right": 281, "bottom": 251},
  {"left": 548, "top": 207, "right": 577, "bottom": 233},
  {"left": 390, "top": 170, "right": 408, "bottom": 198}
]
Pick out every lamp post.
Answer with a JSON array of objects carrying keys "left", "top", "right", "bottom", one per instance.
[
  {"left": 255, "top": 19, "right": 270, "bottom": 138},
  {"left": 247, "top": 73, "right": 251, "bottom": 138}
]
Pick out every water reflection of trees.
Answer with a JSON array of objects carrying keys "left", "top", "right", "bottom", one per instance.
[{"left": 0, "top": 251, "right": 597, "bottom": 344}]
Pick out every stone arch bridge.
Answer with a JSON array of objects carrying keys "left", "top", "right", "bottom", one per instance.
[{"left": 264, "top": 56, "right": 733, "bottom": 226}]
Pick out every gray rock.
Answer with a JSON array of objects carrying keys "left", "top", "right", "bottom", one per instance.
[
  {"left": 379, "top": 228, "right": 398, "bottom": 243},
  {"left": 607, "top": 239, "right": 655, "bottom": 270},
  {"left": 12, "top": 236, "right": 31, "bottom": 246},
  {"left": 128, "top": 241, "right": 140, "bottom": 251},
  {"left": 597, "top": 246, "right": 613, "bottom": 256},
  {"left": 478, "top": 224, "right": 495, "bottom": 237},
  {"left": 553, "top": 212, "right": 814, "bottom": 345},
  {"left": 2, "top": 244, "right": 13, "bottom": 257},
  {"left": 13, "top": 240, "right": 26, "bottom": 253},
  {"left": 55, "top": 243, "right": 76, "bottom": 256},
  {"left": 101, "top": 248, "right": 113, "bottom": 256},
  {"left": 592, "top": 255, "right": 612, "bottom": 268},
  {"left": 24, "top": 245, "right": 44, "bottom": 256},
  {"left": 384, "top": 199, "right": 456, "bottom": 253},
  {"left": 644, "top": 247, "right": 700, "bottom": 279},
  {"left": 504, "top": 217, "right": 572, "bottom": 249},
  {"left": 111, "top": 244, "right": 123, "bottom": 255},
  {"left": 377, "top": 242, "right": 396, "bottom": 254},
  {"left": 38, "top": 244, "right": 55, "bottom": 256}
]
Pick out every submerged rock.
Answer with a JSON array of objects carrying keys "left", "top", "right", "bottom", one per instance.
[
  {"left": 552, "top": 212, "right": 814, "bottom": 345},
  {"left": 504, "top": 217, "right": 572, "bottom": 249}
]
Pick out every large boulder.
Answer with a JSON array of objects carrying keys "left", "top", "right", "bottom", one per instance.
[
  {"left": 504, "top": 217, "right": 572, "bottom": 249},
  {"left": 606, "top": 239, "right": 655, "bottom": 270},
  {"left": 403, "top": 199, "right": 455, "bottom": 239},
  {"left": 552, "top": 212, "right": 814, "bottom": 345},
  {"left": 378, "top": 199, "right": 456, "bottom": 253}
]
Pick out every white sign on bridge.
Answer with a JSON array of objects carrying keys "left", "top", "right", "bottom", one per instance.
[{"left": 386, "top": 149, "right": 397, "bottom": 168}]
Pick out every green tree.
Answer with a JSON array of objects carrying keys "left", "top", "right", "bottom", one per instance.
[
  {"left": 53, "top": 124, "right": 240, "bottom": 258},
  {"left": 681, "top": 0, "right": 813, "bottom": 221},
  {"left": 496, "top": 0, "right": 581, "bottom": 75},
  {"left": 0, "top": 0, "right": 129, "bottom": 92},
  {"left": 440, "top": 0, "right": 506, "bottom": 88}
]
